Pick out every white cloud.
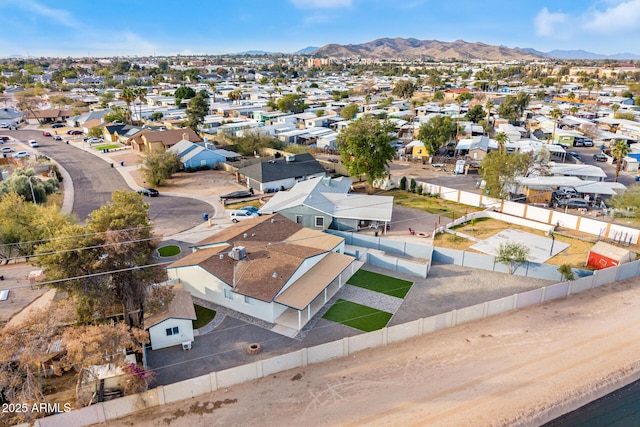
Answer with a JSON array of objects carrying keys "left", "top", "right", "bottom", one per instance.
[
  {"left": 290, "top": 0, "right": 352, "bottom": 9},
  {"left": 534, "top": 7, "right": 569, "bottom": 37},
  {"left": 15, "top": 0, "right": 78, "bottom": 27},
  {"left": 584, "top": 0, "right": 640, "bottom": 33}
]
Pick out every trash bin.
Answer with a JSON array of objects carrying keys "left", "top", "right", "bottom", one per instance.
[
  {"left": 636, "top": 176, "right": 640, "bottom": 181},
  {"left": 119, "top": 161, "right": 124, "bottom": 167},
  {"left": 202, "top": 213, "right": 209, "bottom": 221},
  {"left": 102, "top": 149, "right": 107, "bottom": 153},
  {"left": 110, "top": 163, "right": 114, "bottom": 168}
]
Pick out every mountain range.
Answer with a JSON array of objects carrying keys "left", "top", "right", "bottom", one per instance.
[{"left": 304, "top": 38, "right": 640, "bottom": 60}]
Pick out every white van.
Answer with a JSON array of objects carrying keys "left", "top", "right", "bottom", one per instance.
[{"left": 229, "top": 210, "right": 259, "bottom": 223}]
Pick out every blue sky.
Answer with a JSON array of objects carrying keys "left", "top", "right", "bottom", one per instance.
[{"left": 1, "top": 0, "right": 640, "bottom": 58}]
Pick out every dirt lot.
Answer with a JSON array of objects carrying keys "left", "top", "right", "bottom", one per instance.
[{"left": 101, "top": 277, "right": 640, "bottom": 427}]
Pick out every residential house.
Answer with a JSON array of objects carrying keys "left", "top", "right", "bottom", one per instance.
[
  {"left": 144, "top": 287, "right": 197, "bottom": 350},
  {"left": 259, "top": 176, "right": 394, "bottom": 232},
  {"left": 102, "top": 123, "right": 144, "bottom": 144},
  {"left": 237, "top": 153, "right": 326, "bottom": 193},
  {"left": 166, "top": 214, "right": 356, "bottom": 333},
  {"left": 25, "top": 109, "right": 74, "bottom": 125},
  {"left": 130, "top": 128, "right": 202, "bottom": 152},
  {"left": 168, "top": 139, "right": 229, "bottom": 169},
  {"left": 455, "top": 136, "right": 498, "bottom": 160}
]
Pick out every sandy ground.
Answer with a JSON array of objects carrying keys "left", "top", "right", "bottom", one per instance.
[{"left": 100, "top": 277, "right": 640, "bottom": 427}]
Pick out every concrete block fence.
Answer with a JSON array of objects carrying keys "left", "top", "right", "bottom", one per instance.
[{"left": 35, "top": 259, "right": 640, "bottom": 427}]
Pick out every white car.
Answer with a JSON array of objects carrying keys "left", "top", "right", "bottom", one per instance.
[
  {"left": 28, "top": 140, "right": 39, "bottom": 147},
  {"left": 86, "top": 137, "right": 103, "bottom": 144},
  {"left": 229, "top": 210, "right": 259, "bottom": 223},
  {"left": 1, "top": 146, "right": 14, "bottom": 153},
  {"left": 13, "top": 151, "right": 30, "bottom": 158}
]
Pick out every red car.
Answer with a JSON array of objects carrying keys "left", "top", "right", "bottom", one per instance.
[
  {"left": 67, "top": 130, "right": 82, "bottom": 135},
  {"left": 42, "top": 131, "right": 52, "bottom": 137}
]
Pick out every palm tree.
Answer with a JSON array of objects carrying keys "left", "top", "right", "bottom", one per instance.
[
  {"left": 494, "top": 132, "right": 508, "bottom": 153},
  {"left": 228, "top": 89, "right": 242, "bottom": 104},
  {"left": 549, "top": 108, "right": 562, "bottom": 144},
  {"left": 611, "top": 140, "right": 631, "bottom": 182},
  {"left": 569, "top": 106, "right": 578, "bottom": 116},
  {"left": 135, "top": 87, "right": 147, "bottom": 125},
  {"left": 120, "top": 87, "right": 136, "bottom": 124},
  {"left": 484, "top": 99, "right": 494, "bottom": 134},
  {"left": 611, "top": 104, "right": 620, "bottom": 117}
]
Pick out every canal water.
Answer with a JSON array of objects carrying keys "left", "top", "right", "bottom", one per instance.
[{"left": 543, "top": 378, "right": 640, "bottom": 426}]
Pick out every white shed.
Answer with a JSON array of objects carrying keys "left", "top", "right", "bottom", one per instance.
[{"left": 145, "top": 289, "right": 197, "bottom": 350}]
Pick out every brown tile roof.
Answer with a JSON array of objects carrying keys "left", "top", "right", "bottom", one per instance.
[
  {"left": 130, "top": 128, "right": 203, "bottom": 147},
  {"left": 168, "top": 214, "right": 340, "bottom": 302},
  {"left": 144, "top": 288, "right": 197, "bottom": 330}
]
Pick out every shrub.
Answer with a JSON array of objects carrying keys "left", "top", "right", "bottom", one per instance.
[
  {"left": 409, "top": 178, "right": 416, "bottom": 192},
  {"left": 399, "top": 176, "right": 407, "bottom": 191}
]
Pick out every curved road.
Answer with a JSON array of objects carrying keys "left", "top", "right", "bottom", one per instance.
[{"left": 4, "top": 130, "right": 212, "bottom": 235}]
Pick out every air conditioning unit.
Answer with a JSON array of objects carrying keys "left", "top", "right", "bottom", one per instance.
[
  {"left": 285, "top": 155, "right": 295, "bottom": 163},
  {"left": 182, "top": 341, "right": 192, "bottom": 351},
  {"left": 229, "top": 246, "right": 247, "bottom": 260}
]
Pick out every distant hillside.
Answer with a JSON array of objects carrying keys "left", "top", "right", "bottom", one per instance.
[
  {"left": 312, "top": 37, "right": 545, "bottom": 60},
  {"left": 295, "top": 46, "right": 319, "bottom": 54},
  {"left": 545, "top": 49, "right": 640, "bottom": 60}
]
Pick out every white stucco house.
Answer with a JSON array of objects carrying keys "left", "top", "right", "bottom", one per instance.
[
  {"left": 144, "top": 288, "right": 197, "bottom": 350},
  {"left": 166, "top": 214, "right": 357, "bottom": 334}
]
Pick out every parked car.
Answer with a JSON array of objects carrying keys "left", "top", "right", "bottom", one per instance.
[
  {"left": 1, "top": 147, "right": 15, "bottom": 153},
  {"left": 42, "top": 131, "right": 52, "bottom": 137},
  {"left": 593, "top": 153, "right": 608, "bottom": 162},
  {"left": 229, "top": 210, "right": 259, "bottom": 222},
  {"left": 583, "top": 139, "right": 594, "bottom": 147},
  {"left": 13, "top": 151, "right": 30, "bottom": 158},
  {"left": 555, "top": 198, "right": 589, "bottom": 209},
  {"left": 239, "top": 206, "right": 260, "bottom": 215},
  {"left": 0, "top": 136, "right": 9, "bottom": 142},
  {"left": 553, "top": 143, "right": 570, "bottom": 150},
  {"left": 53, "top": 135, "right": 62, "bottom": 141},
  {"left": 86, "top": 137, "right": 103, "bottom": 144},
  {"left": 51, "top": 123, "right": 64, "bottom": 128},
  {"left": 137, "top": 188, "right": 159, "bottom": 197},
  {"left": 67, "top": 130, "right": 82, "bottom": 135},
  {"left": 568, "top": 151, "right": 581, "bottom": 161},
  {"left": 0, "top": 123, "right": 9, "bottom": 128},
  {"left": 28, "top": 140, "right": 39, "bottom": 147}
]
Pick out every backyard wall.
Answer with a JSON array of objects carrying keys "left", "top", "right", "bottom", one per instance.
[
  {"left": 35, "top": 260, "right": 640, "bottom": 427},
  {"left": 418, "top": 182, "right": 639, "bottom": 244}
]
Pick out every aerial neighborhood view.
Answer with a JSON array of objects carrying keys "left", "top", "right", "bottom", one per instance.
[{"left": 3, "top": 1, "right": 640, "bottom": 426}]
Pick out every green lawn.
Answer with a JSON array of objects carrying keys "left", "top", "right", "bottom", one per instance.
[
  {"left": 192, "top": 305, "right": 216, "bottom": 329},
  {"left": 322, "top": 299, "right": 392, "bottom": 332},
  {"left": 157, "top": 244, "right": 181, "bottom": 257},
  {"left": 94, "top": 144, "right": 121, "bottom": 150},
  {"left": 347, "top": 270, "right": 413, "bottom": 299}
]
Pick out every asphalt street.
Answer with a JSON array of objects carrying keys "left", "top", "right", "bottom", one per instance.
[{"left": 3, "top": 130, "right": 212, "bottom": 232}]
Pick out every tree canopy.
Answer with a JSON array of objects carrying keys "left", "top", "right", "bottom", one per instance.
[
  {"left": 340, "top": 103, "right": 359, "bottom": 120},
  {"left": 185, "top": 90, "right": 209, "bottom": 131},
  {"left": 495, "top": 242, "right": 530, "bottom": 274},
  {"left": 230, "top": 129, "right": 283, "bottom": 156},
  {"left": 337, "top": 115, "right": 397, "bottom": 193},
  {"left": 466, "top": 104, "right": 486, "bottom": 123},
  {"left": 610, "top": 185, "right": 640, "bottom": 217},
  {"left": 141, "top": 149, "right": 181, "bottom": 186},
  {"left": 392, "top": 79, "right": 416, "bottom": 99},
  {"left": 611, "top": 140, "right": 631, "bottom": 182},
  {"left": 276, "top": 94, "right": 307, "bottom": 113},
  {"left": 479, "top": 150, "right": 531, "bottom": 199},
  {"left": 174, "top": 85, "right": 196, "bottom": 106},
  {"left": 416, "top": 115, "right": 458, "bottom": 156}
]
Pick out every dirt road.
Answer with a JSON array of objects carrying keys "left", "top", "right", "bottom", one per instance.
[{"left": 101, "top": 277, "right": 640, "bottom": 427}]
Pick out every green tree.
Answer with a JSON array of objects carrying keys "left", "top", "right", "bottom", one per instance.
[
  {"left": 433, "top": 91, "right": 444, "bottom": 101},
  {"left": 185, "top": 90, "right": 209, "bottom": 131},
  {"left": 151, "top": 111, "right": 164, "bottom": 121},
  {"left": 416, "top": 115, "right": 458, "bottom": 157},
  {"left": 611, "top": 140, "right": 631, "bottom": 182},
  {"left": 479, "top": 150, "right": 530, "bottom": 199},
  {"left": 341, "top": 103, "right": 359, "bottom": 120},
  {"left": 484, "top": 99, "right": 494, "bottom": 131},
  {"left": 119, "top": 87, "right": 136, "bottom": 124},
  {"left": 466, "top": 104, "right": 486, "bottom": 123},
  {"left": 392, "top": 79, "right": 416, "bottom": 99},
  {"left": 495, "top": 242, "right": 530, "bottom": 274},
  {"left": 174, "top": 85, "right": 196, "bottom": 106},
  {"left": 228, "top": 89, "right": 242, "bottom": 104},
  {"left": 230, "top": 129, "right": 283, "bottom": 156},
  {"left": 103, "top": 107, "right": 127, "bottom": 124},
  {"left": 140, "top": 149, "right": 182, "bottom": 186},
  {"left": 276, "top": 94, "right": 307, "bottom": 113},
  {"left": 558, "top": 264, "right": 575, "bottom": 281},
  {"left": 99, "top": 91, "right": 115, "bottom": 108},
  {"left": 610, "top": 185, "right": 640, "bottom": 216},
  {"left": 36, "top": 191, "right": 162, "bottom": 327},
  {"left": 134, "top": 87, "right": 147, "bottom": 125},
  {"left": 494, "top": 132, "right": 508, "bottom": 153},
  {"left": 399, "top": 176, "right": 407, "bottom": 191},
  {"left": 337, "top": 115, "right": 397, "bottom": 194},
  {"left": 87, "top": 127, "right": 103, "bottom": 138},
  {"left": 0, "top": 168, "right": 59, "bottom": 204},
  {"left": 549, "top": 108, "right": 562, "bottom": 143}
]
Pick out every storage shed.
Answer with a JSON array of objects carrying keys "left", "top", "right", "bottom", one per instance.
[{"left": 586, "top": 242, "right": 636, "bottom": 270}]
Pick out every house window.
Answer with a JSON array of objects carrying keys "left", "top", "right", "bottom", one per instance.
[
  {"left": 165, "top": 326, "right": 179, "bottom": 336},
  {"left": 315, "top": 216, "right": 324, "bottom": 228},
  {"left": 295, "top": 215, "right": 303, "bottom": 224},
  {"left": 244, "top": 295, "right": 253, "bottom": 305},
  {"left": 224, "top": 288, "right": 233, "bottom": 300}
]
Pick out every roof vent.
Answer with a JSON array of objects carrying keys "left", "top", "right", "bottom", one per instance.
[
  {"left": 219, "top": 254, "right": 224, "bottom": 259},
  {"left": 229, "top": 246, "right": 246, "bottom": 260},
  {"left": 270, "top": 218, "right": 275, "bottom": 223},
  {"left": 243, "top": 233, "right": 248, "bottom": 238},
  {"left": 272, "top": 272, "right": 278, "bottom": 278}
]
